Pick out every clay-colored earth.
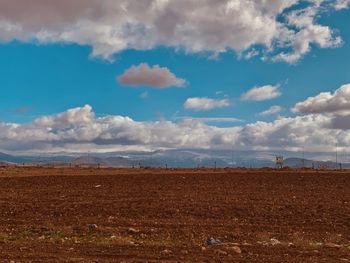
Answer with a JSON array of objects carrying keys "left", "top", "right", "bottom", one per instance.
[{"left": 0, "top": 167, "right": 349, "bottom": 262}]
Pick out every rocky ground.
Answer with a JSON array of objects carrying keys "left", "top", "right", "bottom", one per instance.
[{"left": 0, "top": 167, "right": 349, "bottom": 262}]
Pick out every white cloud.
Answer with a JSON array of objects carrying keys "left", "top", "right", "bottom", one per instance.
[
  {"left": 118, "top": 63, "right": 186, "bottom": 88},
  {"left": 237, "top": 114, "right": 344, "bottom": 152},
  {"left": 273, "top": 25, "right": 342, "bottom": 63},
  {"left": 140, "top": 91, "right": 149, "bottom": 99},
  {"left": 273, "top": 0, "right": 342, "bottom": 63},
  {"left": 241, "top": 85, "right": 281, "bottom": 101},
  {"left": 243, "top": 49, "right": 259, "bottom": 60},
  {"left": 259, "top": 105, "right": 283, "bottom": 116},
  {"left": 1, "top": 104, "right": 350, "bottom": 154},
  {"left": 334, "top": 0, "right": 350, "bottom": 10},
  {"left": 0, "top": 0, "right": 343, "bottom": 62},
  {"left": 292, "top": 84, "right": 350, "bottom": 115},
  {"left": 184, "top": 97, "right": 231, "bottom": 111},
  {"left": 0, "top": 105, "right": 240, "bottom": 152}
]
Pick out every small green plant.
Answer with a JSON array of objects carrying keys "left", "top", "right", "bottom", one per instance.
[{"left": 306, "top": 242, "right": 323, "bottom": 249}]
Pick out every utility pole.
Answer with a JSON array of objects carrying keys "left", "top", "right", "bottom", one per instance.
[
  {"left": 231, "top": 144, "right": 234, "bottom": 168},
  {"left": 302, "top": 146, "right": 305, "bottom": 168},
  {"left": 336, "top": 143, "right": 338, "bottom": 170}
]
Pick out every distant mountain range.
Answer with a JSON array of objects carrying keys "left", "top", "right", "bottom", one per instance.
[
  {"left": 0, "top": 152, "right": 27, "bottom": 164},
  {"left": 0, "top": 150, "right": 348, "bottom": 168},
  {"left": 283, "top": 157, "right": 349, "bottom": 169},
  {"left": 0, "top": 160, "right": 16, "bottom": 167}
]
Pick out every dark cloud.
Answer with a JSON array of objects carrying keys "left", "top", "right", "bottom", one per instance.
[{"left": 118, "top": 63, "right": 186, "bottom": 88}]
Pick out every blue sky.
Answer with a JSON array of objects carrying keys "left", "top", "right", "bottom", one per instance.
[
  {"left": 0, "top": 7, "right": 349, "bottom": 125},
  {"left": 0, "top": 0, "right": 350, "bottom": 154}
]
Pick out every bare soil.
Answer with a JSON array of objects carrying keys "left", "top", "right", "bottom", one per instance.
[{"left": 0, "top": 167, "right": 349, "bottom": 262}]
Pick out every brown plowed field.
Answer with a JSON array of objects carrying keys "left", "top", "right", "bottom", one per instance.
[{"left": 0, "top": 167, "right": 349, "bottom": 262}]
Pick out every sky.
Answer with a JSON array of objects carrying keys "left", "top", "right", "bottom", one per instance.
[{"left": 0, "top": 0, "right": 350, "bottom": 154}]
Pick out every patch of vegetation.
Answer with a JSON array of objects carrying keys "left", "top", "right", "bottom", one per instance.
[{"left": 305, "top": 242, "right": 323, "bottom": 249}]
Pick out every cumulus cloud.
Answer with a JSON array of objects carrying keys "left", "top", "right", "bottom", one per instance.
[
  {"left": 184, "top": 98, "right": 231, "bottom": 111},
  {"left": 292, "top": 84, "right": 350, "bottom": 115},
  {"left": 118, "top": 63, "right": 186, "bottom": 88},
  {"left": 237, "top": 114, "right": 345, "bottom": 152},
  {"left": 259, "top": 105, "right": 283, "bottom": 116},
  {"left": 1, "top": 104, "right": 350, "bottom": 154},
  {"left": 273, "top": 0, "right": 342, "bottom": 63},
  {"left": 0, "top": 0, "right": 343, "bottom": 62},
  {"left": 0, "top": 105, "right": 239, "bottom": 152},
  {"left": 334, "top": 0, "right": 350, "bottom": 10},
  {"left": 241, "top": 85, "right": 281, "bottom": 101}
]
